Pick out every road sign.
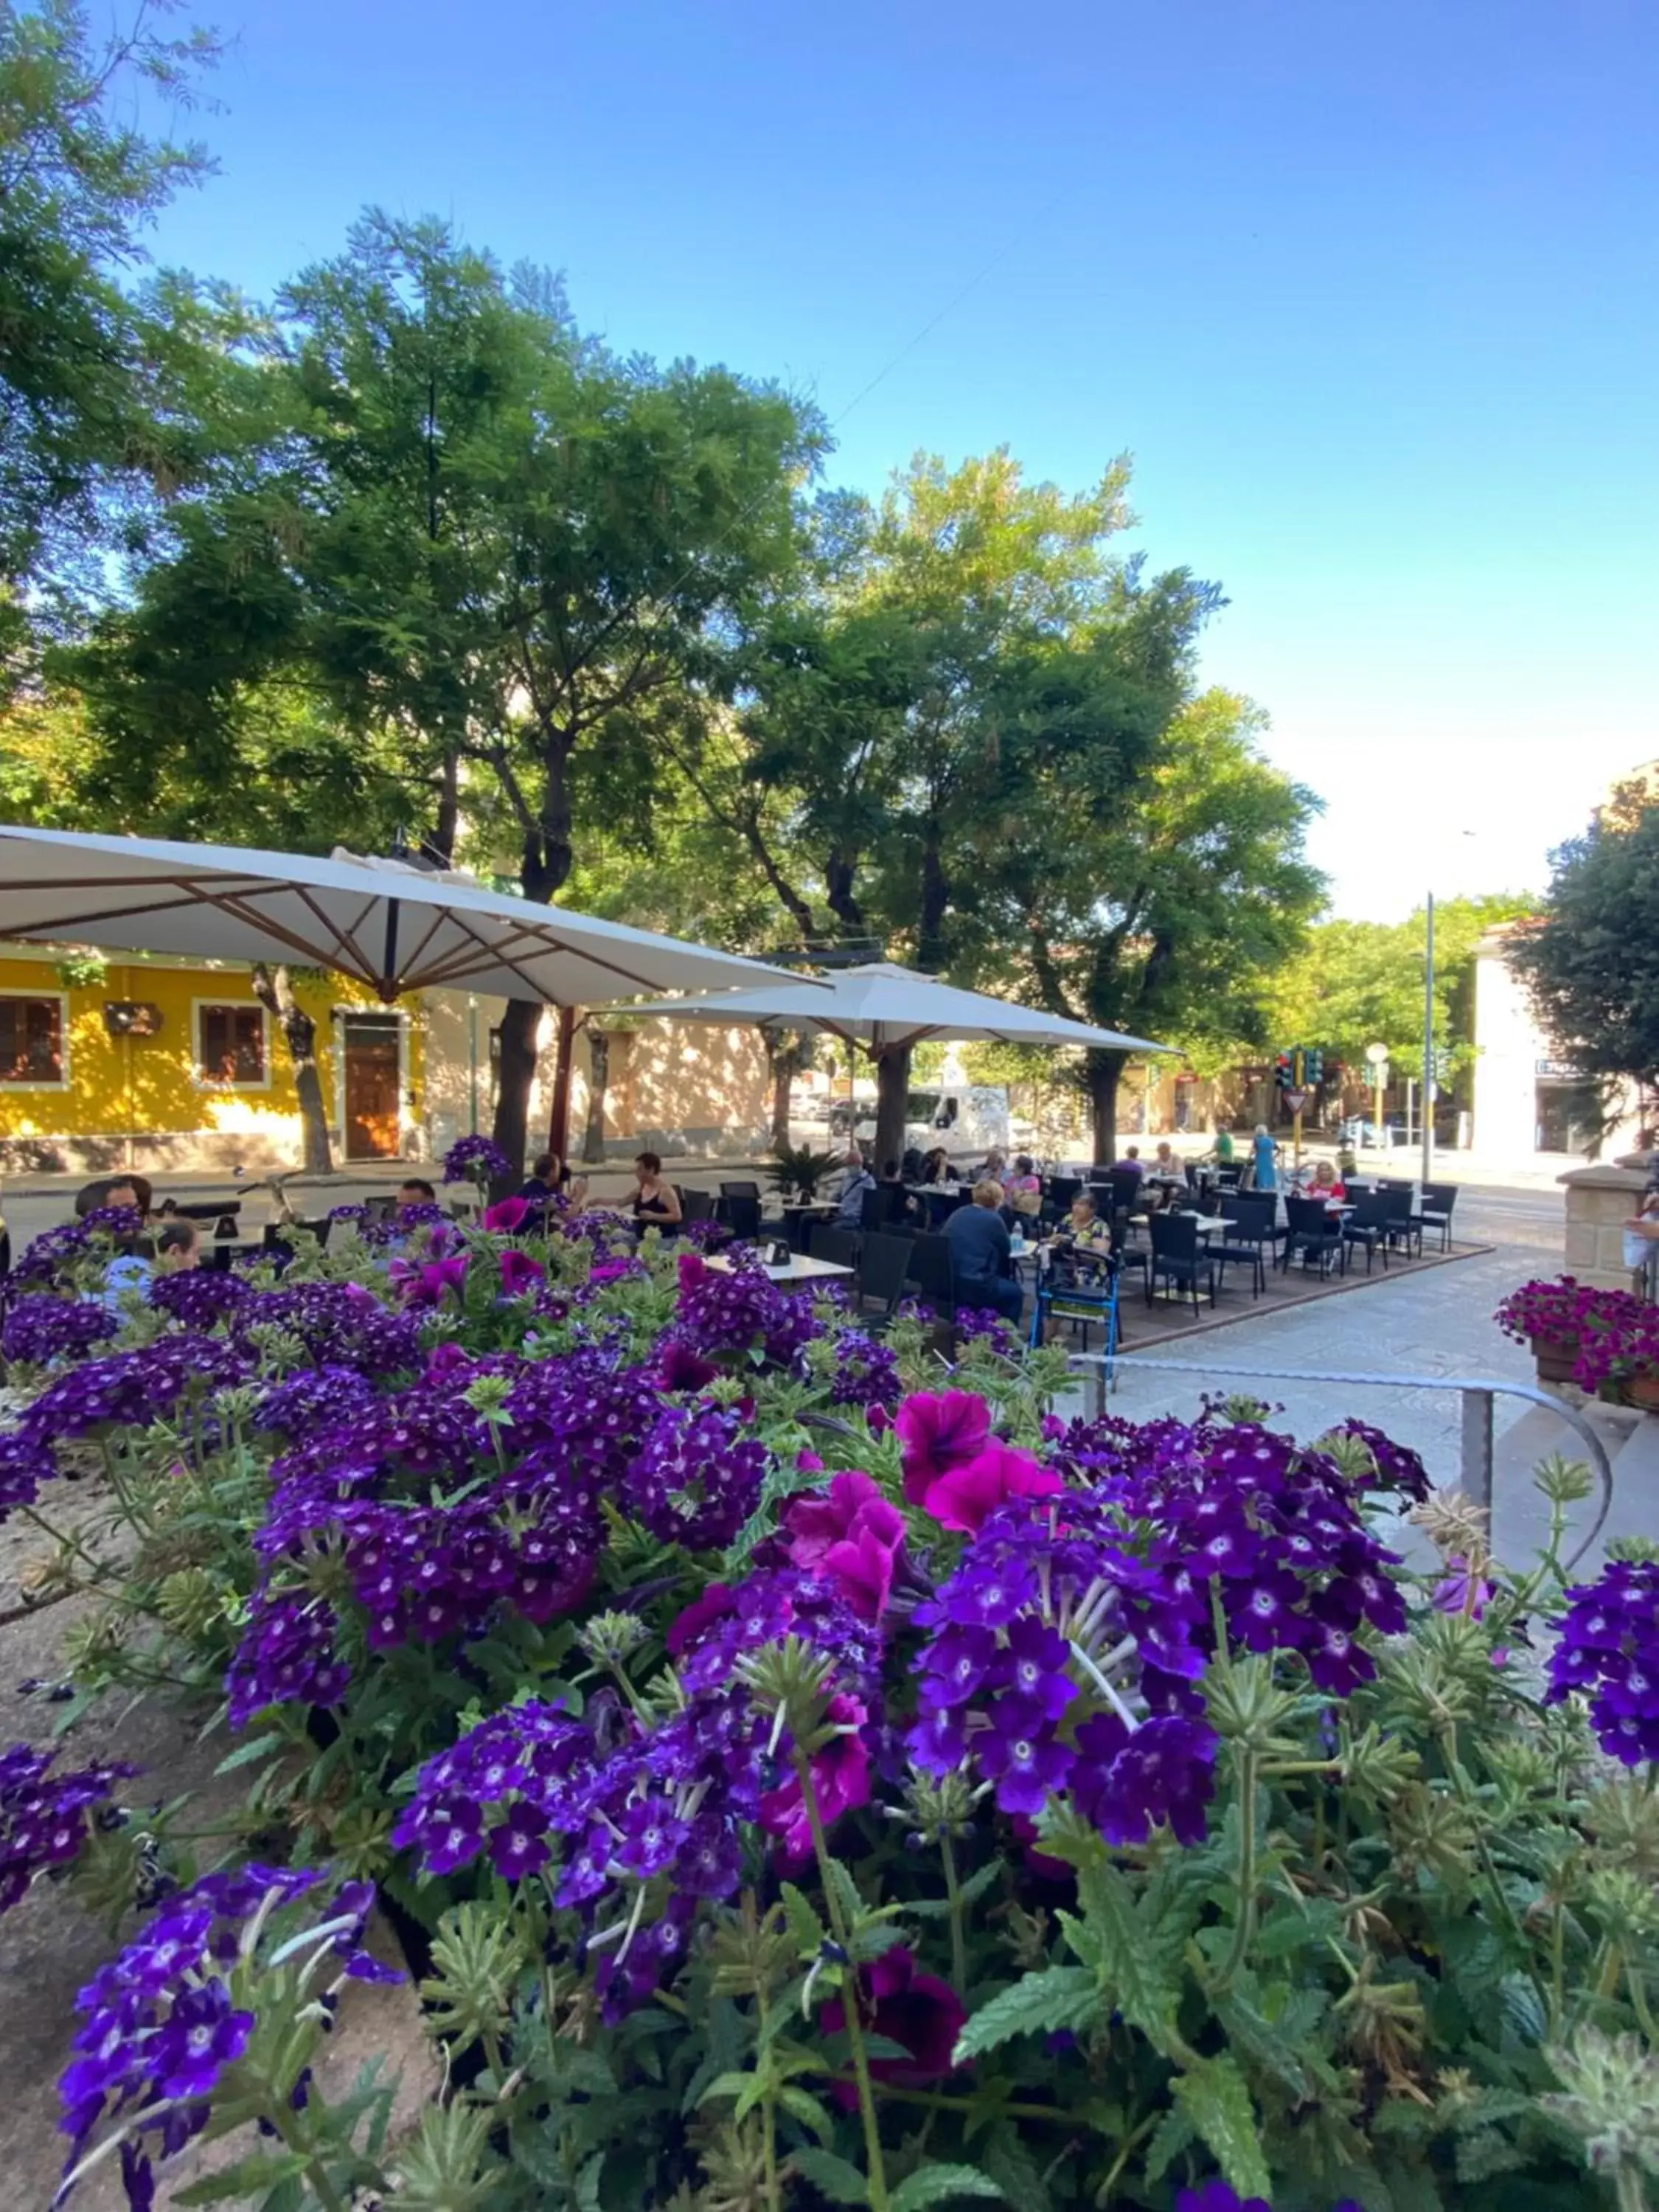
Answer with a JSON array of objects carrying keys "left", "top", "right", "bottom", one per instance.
[
  {"left": 1284, "top": 1088, "right": 1308, "bottom": 1113},
  {"left": 1363, "top": 1041, "right": 1389, "bottom": 1067}
]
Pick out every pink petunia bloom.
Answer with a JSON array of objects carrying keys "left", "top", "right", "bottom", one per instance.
[
  {"left": 482, "top": 1196, "right": 531, "bottom": 1234},
  {"left": 654, "top": 1339, "right": 719, "bottom": 1393},
  {"left": 498, "top": 1248, "right": 546, "bottom": 1298},
  {"left": 758, "top": 1693, "right": 871, "bottom": 1868},
  {"left": 784, "top": 1472, "right": 905, "bottom": 1622},
  {"left": 664, "top": 1582, "right": 735, "bottom": 1657},
  {"left": 393, "top": 1253, "right": 469, "bottom": 1308},
  {"left": 922, "top": 1438, "right": 1063, "bottom": 1536},
  {"left": 425, "top": 1341, "right": 474, "bottom": 1382},
  {"left": 822, "top": 1944, "right": 966, "bottom": 2105},
  {"left": 1433, "top": 1556, "right": 1493, "bottom": 1620},
  {"left": 796, "top": 1448, "right": 827, "bottom": 1473},
  {"left": 895, "top": 1391, "right": 992, "bottom": 1506}
]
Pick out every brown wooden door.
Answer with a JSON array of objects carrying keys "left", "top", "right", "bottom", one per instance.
[{"left": 343, "top": 1018, "right": 402, "bottom": 1159}]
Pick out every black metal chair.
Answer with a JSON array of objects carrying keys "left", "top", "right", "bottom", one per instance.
[
  {"left": 1341, "top": 1189, "right": 1394, "bottom": 1273},
  {"left": 722, "top": 1194, "right": 762, "bottom": 1242},
  {"left": 1419, "top": 1182, "right": 1458, "bottom": 1251},
  {"left": 1146, "top": 1211, "right": 1218, "bottom": 1315},
  {"left": 1220, "top": 1189, "right": 1281, "bottom": 1267},
  {"left": 720, "top": 1180, "right": 762, "bottom": 1202},
  {"left": 1281, "top": 1197, "right": 1344, "bottom": 1279},
  {"left": 1046, "top": 1175, "right": 1082, "bottom": 1214},
  {"left": 807, "top": 1222, "right": 859, "bottom": 1271},
  {"left": 857, "top": 1231, "right": 914, "bottom": 1322},
  {"left": 680, "top": 1186, "right": 715, "bottom": 1222},
  {"left": 861, "top": 1185, "right": 908, "bottom": 1232},
  {"left": 1376, "top": 1182, "right": 1423, "bottom": 1258},
  {"left": 1211, "top": 1197, "right": 1270, "bottom": 1298},
  {"left": 904, "top": 1231, "right": 956, "bottom": 1318}
]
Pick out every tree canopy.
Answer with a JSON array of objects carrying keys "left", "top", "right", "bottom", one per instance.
[{"left": 1509, "top": 782, "right": 1659, "bottom": 1111}]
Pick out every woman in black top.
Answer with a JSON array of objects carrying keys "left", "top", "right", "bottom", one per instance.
[{"left": 627, "top": 1150, "right": 682, "bottom": 1226}]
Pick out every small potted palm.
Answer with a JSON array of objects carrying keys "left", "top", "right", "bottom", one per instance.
[{"left": 765, "top": 1141, "right": 845, "bottom": 1204}]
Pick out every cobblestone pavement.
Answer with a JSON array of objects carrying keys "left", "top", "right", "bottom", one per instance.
[{"left": 1072, "top": 1186, "right": 1565, "bottom": 1494}]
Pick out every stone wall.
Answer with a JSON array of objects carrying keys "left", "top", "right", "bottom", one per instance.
[{"left": 1560, "top": 1161, "right": 1649, "bottom": 1288}]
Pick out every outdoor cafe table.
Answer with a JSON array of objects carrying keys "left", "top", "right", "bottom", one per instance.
[
  {"left": 778, "top": 1197, "right": 836, "bottom": 1251},
  {"left": 706, "top": 1252, "right": 855, "bottom": 1289}
]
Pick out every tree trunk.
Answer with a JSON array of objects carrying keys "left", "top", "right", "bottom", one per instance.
[
  {"left": 490, "top": 789, "right": 571, "bottom": 1171},
  {"left": 824, "top": 849, "right": 866, "bottom": 936},
  {"left": 1088, "top": 1048, "right": 1125, "bottom": 1166},
  {"left": 582, "top": 1028, "right": 611, "bottom": 1164},
  {"left": 433, "top": 748, "right": 461, "bottom": 866},
  {"left": 917, "top": 831, "right": 948, "bottom": 973},
  {"left": 492, "top": 997, "right": 541, "bottom": 1177},
  {"left": 872, "top": 1044, "right": 912, "bottom": 1175},
  {"left": 251, "top": 963, "right": 333, "bottom": 1175},
  {"left": 761, "top": 1023, "right": 810, "bottom": 1150}
]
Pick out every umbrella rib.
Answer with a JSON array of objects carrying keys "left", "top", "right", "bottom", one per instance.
[
  {"left": 408, "top": 923, "right": 575, "bottom": 992},
  {"left": 198, "top": 890, "right": 369, "bottom": 981},
  {"left": 416, "top": 908, "right": 705, "bottom": 1001},
  {"left": 285, "top": 886, "right": 380, "bottom": 983}
]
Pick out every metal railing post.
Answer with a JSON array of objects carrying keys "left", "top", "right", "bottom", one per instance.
[
  {"left": 1073, "top": 1353, "right": 1618, "bottom": 1568},
  {"left": 1460, "top": 1387, "right": 1495, "bottom": 1512}
]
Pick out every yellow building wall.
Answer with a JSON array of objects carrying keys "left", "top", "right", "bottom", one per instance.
[{"left": 0, "top": 950, "right": 424, "bottom": 1172}]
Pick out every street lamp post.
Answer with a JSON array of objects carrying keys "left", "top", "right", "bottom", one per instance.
[{"left": 1421, "top": 891, "right": 1435, "bottom": 1187}]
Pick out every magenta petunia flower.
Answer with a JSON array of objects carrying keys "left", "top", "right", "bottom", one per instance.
[
  {"left": 499, "top": 1248, "right": 546, "bottom": 1298},
  {"left": 482, "top": 1196, "right": 532, "bottom": 1234},
  {"left": 922, "top": 1438, "right": 1064, "bottom": 1536},
  {"left": 664, "top": 1581, "right": 737, "bottom": 1657},
  {"left": 823, "top": 1944, "right": 967, "bottom": 2103},
  {"left": 785, "top": 1472, "right": 905, "bottom": 1622},
  {"left": 895, "top": 1390, "right": 992, "bottom": 1506},
  {"left": 757, "top": 1693, "right": 871, "bottom": 1865}
]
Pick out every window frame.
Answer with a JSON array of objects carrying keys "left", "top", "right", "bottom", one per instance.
[
  {"left": 0, "top": 988, "right": 70, "bottom": 1091},
  {"left": 192, "top": 998, "right": 272, "bottom": 1093}
]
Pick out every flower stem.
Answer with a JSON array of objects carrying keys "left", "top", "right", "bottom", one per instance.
[
  {"left": 796, "top": 1747, "right": 889, "bottom": 2212},
  {"left": 1214, "top": 1747, "right": 1259, "bottom": 1993},
  {"left": 269, "top": 2107, "right": 349, "bottom": 2212},
  {"left": 939, "top": 1832, "right": 967, "bottom": 1998},
  {"left": 756, "top": 1978, "right": 782, "bottom": 2212}
]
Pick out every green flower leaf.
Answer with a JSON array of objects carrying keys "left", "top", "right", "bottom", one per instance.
[
  {"left": 889, "top": 2163, "right": 1006, "bottom": 2211},
  {"left": 1172, "top": 2053, "right": 1271, "bottom": 2202},
  {"left": 790, "top": 2148, "right": 872, "bottom": 2205},
  {"left": 951, "top": 1964, "right": 1099, "bottom": 2064}
]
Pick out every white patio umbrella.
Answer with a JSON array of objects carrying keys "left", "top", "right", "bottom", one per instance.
[
  {"left": 624, "top": 961, "right": 1169, "bottom": 1056},
  {"left": 0, "top": 825, "right": 818, "bottom": 1005}
]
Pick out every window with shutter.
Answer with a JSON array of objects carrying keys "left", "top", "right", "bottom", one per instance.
[
  {"left": 0, "top": 996, "right": 65, "bottom": 1085},
  {"left": 197, "top": 1004, "right": 267, "bottom": 1086}
]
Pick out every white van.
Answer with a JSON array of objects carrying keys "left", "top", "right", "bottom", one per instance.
[{"left": 904, "top": 1087, "right": 1010, "bottom": 1159}]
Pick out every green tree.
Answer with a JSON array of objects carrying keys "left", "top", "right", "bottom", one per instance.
[
  {"left": 685, "top": 451, "right": 1214, "bottom": 1167},
  {"left": 1509, "top": 782, "right": 1659, "bottom": 1119},
  {"left": 1001, "top": 688, "right": 1326, "bottom": 1158},
  {"left": 0, "top": 0, "right": 218, "bottom": 682},
  {"left": 1268, "top": 891, "right": 1536, "bottom": 1105},
  {"left": 73, "top": 213, "right": 824, "bottom": 1169}
]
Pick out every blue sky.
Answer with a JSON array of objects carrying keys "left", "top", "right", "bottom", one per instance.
[{"left": 141, "top": 0, "right": 1658, "bottom": 919}]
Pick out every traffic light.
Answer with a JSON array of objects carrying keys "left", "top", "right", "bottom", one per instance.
[
  {"left": 1273, "top": 1053, "right": 1293, "bottom": 1092},
  {"left": 1305, "top": 1047, "right": 1324, "bottom": 1085}
]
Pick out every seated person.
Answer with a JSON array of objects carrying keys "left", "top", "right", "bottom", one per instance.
[
  {"left": 94, "top": 1180, "right": 155, "bottom": 1308},
  {"left": 943, "top": 1179, "right": 1023, "bottom": 1321},
  {"left": 155, "top": 1220, "right": 202, "bottom": 1273},
  {"left": 399, "top": 1177, "right": 438, "bottom": 1208},
  {"left": 1113, "top": 1144, "right": 1147, "bottom": 1185},
  {"left": 1058, "top": 1190, "right": 1113, "bottom": 1253},
  {"left": 835, "top": 1156, "right": 877, "bottom": 1225},
  {"left": 974, "top": 1146, "right": 1008, "bottom": 1183},
  {"left": 521, "top": 1151, "right": 585, "bottom": 1217},
  {"left": 1153, "top": 1142, "right": 1183, "bottom": 1180},
  {"left": 880, "top": 1160, "right": 903, "bottom": 1185},
  {"left": 1004, "top": 1154, "right": 1043, "bottom": 1215},
  {"left": 76, "top": 1172, "right": 152, "bottom": 1220},
  {"left": 900, "top": 1146, "right": 927, "bottom": 1184},
  {"left": 917, "top": 1147, "right": 952, "bottom": 1186},
  {"left": 624, "top": 1151, "right": 682, "bottom": 1228},
  {"left": 1310, "top": 1160, "right": 1346, "bottom": 1203}
]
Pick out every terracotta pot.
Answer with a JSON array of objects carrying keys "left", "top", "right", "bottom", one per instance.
[
  {"left": 1533, "top": 1339, "right": 1579, "bottom": 1384},
  {"left": 1626, "top": 1371, "right": 1659, "bottom": 1411}
]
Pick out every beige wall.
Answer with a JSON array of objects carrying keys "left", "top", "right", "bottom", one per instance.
[
  {"left": 1472, "top": 935, "right": 1642, "bottom": 1158},
  {"left": 1561, "top": 1163, "right": 1649, "bottom": 1290},
  {"left": 421, "top": 992, "right": 769, "bottom": 1162}
]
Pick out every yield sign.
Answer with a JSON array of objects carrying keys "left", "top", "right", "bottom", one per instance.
[{"left": 1284, "top": 1088, "right": 1308, "bottom": 1113}]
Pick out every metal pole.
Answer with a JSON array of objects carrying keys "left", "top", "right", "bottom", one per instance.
[
  {"left": 1460, "top": 1386, "right": 1494, "bottom": 1512},
  {"left": 1422, "top": 890, "right": 1435, "bottom": 1186},
  {"left": 467, "top": 995, "right": 479, "bottom": 1135}
]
